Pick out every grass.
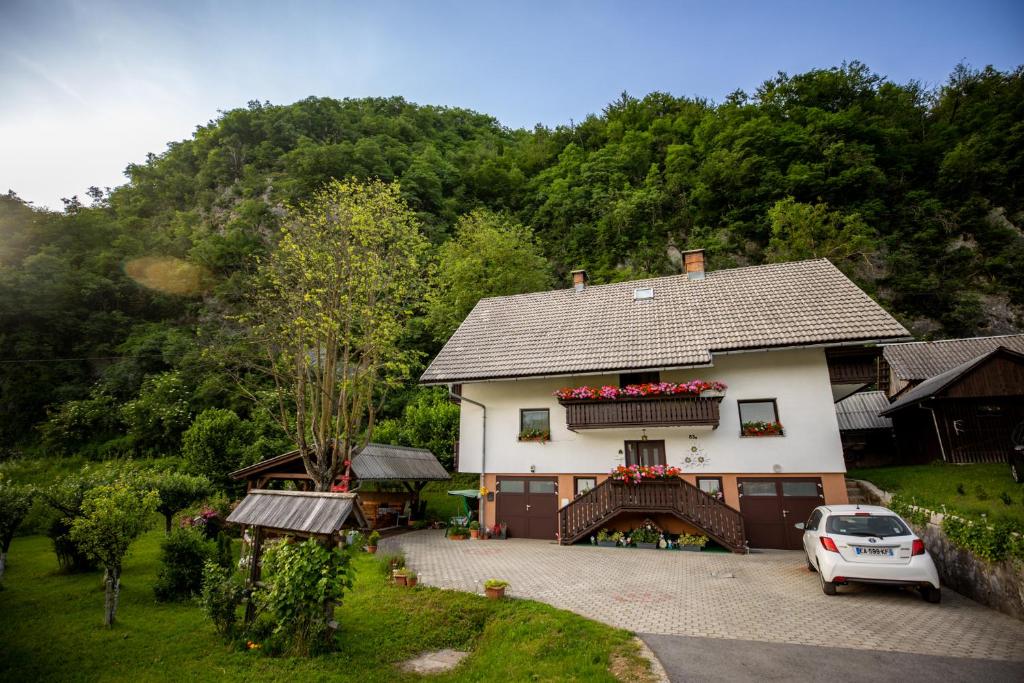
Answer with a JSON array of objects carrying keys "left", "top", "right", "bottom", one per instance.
[
  {"left": 0, "top": 529, "right": 652, "bottom": 682},
  {"left": 848, "top": 462, "right": 1024, "bottom": 523}
]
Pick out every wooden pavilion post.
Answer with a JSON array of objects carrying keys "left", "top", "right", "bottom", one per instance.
[{"left": 244, "top": 526, "right": 264, "bottom": 625}]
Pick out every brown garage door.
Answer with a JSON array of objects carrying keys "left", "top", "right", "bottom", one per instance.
[
  {"left": 495, "top": 477, "right": 559, "bottom": 540},
  {"left": 738, "top": 478, "right": 823, "bottom": 549}
]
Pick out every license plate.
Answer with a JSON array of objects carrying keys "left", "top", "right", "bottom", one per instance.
[{"left": 855, "top": 547, "right": 893, "bottom": 556}]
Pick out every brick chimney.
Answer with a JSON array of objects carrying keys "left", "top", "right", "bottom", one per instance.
[
  {"left": 571, "top": 269, "right": 588, "bottom": 292},
  {"left": 682, "top": 249, "right": 705, "bottom": 280}
]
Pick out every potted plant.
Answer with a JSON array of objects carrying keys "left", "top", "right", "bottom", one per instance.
[
  {"left": 405, "top": 570, "right": 418, "bottom": 588},
  {"left": 678, "top": 533, "right": 708, "bottom": 551},
  {"left": 393, "top": 568, "right": 408, "bottom": 586},
  {"left": 448, "top": 525, "right": 468, "bottom": 540},
  {"left": 367, "top": 531, "right": 381, "bottom": 554},
  {"left": 596, "top": 528, "right": 618, "bottom": 548},
  {"left": 469, "top": 520, "right": 481, "bottom": 539},
  {"left": 518, "top": 428, "right": 550, "bottom": 443},
  {"left": 484, "top": 579, "right": 509, "bottom": 599},
  {"left": 631, "top": 526, "right": 660, "bottom": 549}
]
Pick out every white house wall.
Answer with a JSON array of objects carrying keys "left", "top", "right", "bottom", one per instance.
[{"left": 456, "top": 347, "right": 846, "bottom": 476}]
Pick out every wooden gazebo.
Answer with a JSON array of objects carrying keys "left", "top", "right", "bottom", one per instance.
[{"left": 229, "top": 443, "right": 450, "bottom": 529}]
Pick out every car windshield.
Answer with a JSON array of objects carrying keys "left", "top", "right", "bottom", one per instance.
[{"left": 825, "top": 514, "right": 910, "bottom": 538}]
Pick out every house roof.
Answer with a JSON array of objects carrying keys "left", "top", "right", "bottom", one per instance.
[
  {"left": 882, "top": 334, "right": 1024, "bottom": 382},
  {"left": 421, "top": 258, "right": 910, "bottom": 383},
  {"left": 226, "top": 490, "right": 367, "bottom": 535},
  {"left": 229, "top": 442, "right": 450, "bottom": 482},
  {"left": 880, "top": 346, "right": 1024, "bottom": 416},
  {"left": 835, "top": 390, "right": 893, "bottom": 431}
]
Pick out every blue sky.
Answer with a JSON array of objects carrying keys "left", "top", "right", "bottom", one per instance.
[{"left": 2, "top": 0, "right": 1022, "bottom": 209}]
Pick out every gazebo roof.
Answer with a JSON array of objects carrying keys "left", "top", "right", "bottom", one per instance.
[
  {"left": 226, "top": 490, "right": 368, "bottom": 535},
  {"left": 229, "top": 442, "right": 451, "bottom": 483}
]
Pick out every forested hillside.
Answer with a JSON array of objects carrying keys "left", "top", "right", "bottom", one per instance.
[{"left": 2, "top": 62, "right": 1022, "bottom": 457}]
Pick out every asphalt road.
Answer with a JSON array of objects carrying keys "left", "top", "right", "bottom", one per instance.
[{"left": 640, "top": 633, "right": 1024, "bottom": 683}]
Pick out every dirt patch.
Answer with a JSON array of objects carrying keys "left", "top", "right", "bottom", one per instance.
[{"left": 609, "top": 637, "right": 666, "bottom": 683}]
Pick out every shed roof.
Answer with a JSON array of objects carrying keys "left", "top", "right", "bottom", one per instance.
[
  {"left": 229, "top": 442, "right": 450, "bottom": 482},
  {"left": 880, "top": 346, "right": 1024, "bottom": 416},
  {"left": 882, "top": 334, "right": 1024, "bottom": 382},
  {"left": 421, "top": 258, "right": 909, "bottom": 384},
  {"left": 226, "top": 490, "right": 367, "bottom": 535},
  {"left": 835, "top": 390, "right": 893, "bottom": 431}
]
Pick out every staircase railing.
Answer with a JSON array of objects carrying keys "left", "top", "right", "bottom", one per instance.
[{"left": 558, "top": 478, "right": 747, "bottom": 552}]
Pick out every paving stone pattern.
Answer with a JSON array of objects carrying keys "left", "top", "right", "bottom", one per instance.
[{"left": 383, "top": 530, "right": 1024, "bottom": 662}]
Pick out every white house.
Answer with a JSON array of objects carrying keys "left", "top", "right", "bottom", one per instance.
[{"left": 421, "top": 251, "right": 910, "bottom": 550}]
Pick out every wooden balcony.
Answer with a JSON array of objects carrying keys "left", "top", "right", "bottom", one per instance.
[
  {"left": 558, "top": 478, "right": 747, "bottom": 552},
  {"left": 557, "top": 395, "right": 723, "bottom": 431}
]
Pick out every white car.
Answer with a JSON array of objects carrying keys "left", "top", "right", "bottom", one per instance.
[{"left": 796, "top": 504, "right": 941, "bottom": 603}]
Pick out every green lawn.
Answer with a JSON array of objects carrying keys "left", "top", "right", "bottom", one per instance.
[
  {"left": 848, "top": 463, "right": 1024, "bottom": 523},
  {"left": 0, "top": 530, "right": 651, "bottom": 682}
]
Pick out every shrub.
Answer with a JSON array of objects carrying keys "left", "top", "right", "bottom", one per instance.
[
  {"left": 367, "top": 531, "right": 381, "bottom": 547},
  {"left": 0, "top": 476, "right": 33, "bottom": 582},
  {"left": 678, "top": 533, "right": 709, "bottom": 547},
  {"left": 200, "top": 561, "right": 244, "bottom": 640},
  {"left": 154, "top": 527, "right": 216, "bottom": 601},
  {"left": 256, "top": 538, "right": 354, "bottom": 656},
  {"left": 630, "top": 526, "right": 660, "bottom": 544},
  {"left": 181, "top": 408, "right": 254, "bottom": 493},
  {"left": 215, "top": 531, "right": 233, "bottom": 568}
]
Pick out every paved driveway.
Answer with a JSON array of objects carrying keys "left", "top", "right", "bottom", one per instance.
[{"left": 383, "top": 530, "right": 1024, "bottom": 662}]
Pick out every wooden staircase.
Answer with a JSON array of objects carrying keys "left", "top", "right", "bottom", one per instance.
[{"left": 558, "top": 478, "right": 747, "bottom": 553}]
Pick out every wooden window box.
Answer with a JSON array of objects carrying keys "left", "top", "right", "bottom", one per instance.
[{"left": 557, "top": 395, "right": 722, "bottom": 431}]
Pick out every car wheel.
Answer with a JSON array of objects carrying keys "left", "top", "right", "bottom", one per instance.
[
  {"left": 819, "top": 569, "right": 837, "bottom": 596},
  {"left": 921, "top": 586, "right": 941, "bottom": 603},
  {"left": 806, "top": 555, "right": 817, "bottom": 572}
]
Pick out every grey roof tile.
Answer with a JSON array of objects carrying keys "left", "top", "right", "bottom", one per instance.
[
  {"left": 835, "top": 391, "right": 893, "bottom": 431},
  {"left": 422, "top": 259, "right": 909, "bottom": 383}
]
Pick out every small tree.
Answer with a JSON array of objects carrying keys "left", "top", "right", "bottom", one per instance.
[
  {"left": 150, "top": 472, "right": 212, "bottom": 534},
  {"left": 0, "top": 476, "right": 33, "bottom": 581},
  {"left": 70, "top": 480, "right": 158, "bottom": 626},
  {"left": 182, "top": 409, "right": 253, "bottom": 493},
  {"left": 256, "top": 538, "right": 353, "bottom": 655}
]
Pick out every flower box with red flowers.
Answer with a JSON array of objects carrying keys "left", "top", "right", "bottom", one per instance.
[
  {"left": 553, "top": 380, "right": 726, "bottom": 402},
  {"left": 740, "top": 420, "right": 784, "bottom": 437}
]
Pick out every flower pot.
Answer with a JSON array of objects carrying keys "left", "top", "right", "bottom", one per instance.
[
  {"left": 635, "top": 542, "right": 657, "bottom": 550},
  {"left": 449, "top": 534, "right": 467, "bottom": 541},
  {"left": 393, "top": 572, "right": 407, "bottom": 586},
  {"left": 367, "top": 545, "right": 378, "bottom": 554},
  {"left": 597, "top": 540, "right": 617, "bottom": 548},
  {"left": 407, "top": 576, "right": 418, "bottom": 587},
  {"left": 485, "top": 586, "right": 506, "bottom": 600},
  {"left": 679, "top": 545, "right": 702, "bottom": 552},
  {"left": 470, "top": 529, "right": 480, "bottom": 539}
]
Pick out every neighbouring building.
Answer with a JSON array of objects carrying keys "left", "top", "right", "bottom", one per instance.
[
  {"left": 421, "top": 252, "right": 910, "bottom": 550},
  {"left": 834, "top": 390, "right": 896, "bottom": 468}
]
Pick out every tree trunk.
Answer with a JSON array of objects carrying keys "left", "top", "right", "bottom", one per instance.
[
  {"left": 0, "top": 550, "right": 6, "bottom": 582},
  {"left": 103, "top": 567, "right": 121, "bottom": 627}
]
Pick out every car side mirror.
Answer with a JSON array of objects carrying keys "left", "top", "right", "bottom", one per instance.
[{"left": 794, "top": 522, "right": 805, "bottom": 530}]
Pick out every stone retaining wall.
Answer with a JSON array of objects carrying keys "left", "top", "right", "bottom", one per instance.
[{"left": 852, "top": 479, "right": 1024, "bottom": 621}]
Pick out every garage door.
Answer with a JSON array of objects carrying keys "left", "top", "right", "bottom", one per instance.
[
  {"left": 738, "top": 478, "right": 823, "bottom": 549},
  {"left": 495, "top": 477, "right": 558, "bottom": 540}
]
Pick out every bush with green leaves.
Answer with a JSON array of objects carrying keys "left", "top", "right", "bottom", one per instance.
[
  {"left": 120, "top": 371, "right": 193, "bottom": 456},
  {"left": 200, "top": 560, "right": 245, "bottom": 640},
  {"left": 41, "top": 463, "right": 127, "bottom": 572},
  {"left": 69, "top": 478, "right": 159, "bottom": 626},
  {"left": 0, "top": 476, "right": 33, "bottom": 581},
  {"left": 255, "top": 538, "right": 354, "bottom": 656},
  {"left": 154, "top": 526, "right": 217, "bottom": 601},
  {"left": 182, "top": 408, "right": 255, "bottom": 492}
]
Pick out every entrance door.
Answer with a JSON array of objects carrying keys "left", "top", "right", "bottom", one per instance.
[
  {"left": 738, "top": 478, "right": 823, "bottom": 549},
  {"left": 624, "top": 440, "right": 666, "bottom": 466},
  {"left": 496, "top": 477, "right": 559, "bottom": 539}
]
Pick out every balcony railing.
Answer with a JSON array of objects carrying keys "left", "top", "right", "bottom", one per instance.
[{"left": 557, "top": 395, "right": 723, "bottom": 431}]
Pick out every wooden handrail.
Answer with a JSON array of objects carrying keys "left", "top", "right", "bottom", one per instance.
[{"left": 558, "top": 478, "right": 747, "bottom": 553}]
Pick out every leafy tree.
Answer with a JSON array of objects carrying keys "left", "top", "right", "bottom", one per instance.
[
  {"left": 0, "top": 476, "right": 33, "bottom": 581},
  {"left": 149, "top": 472, "right": 213, "bottom": 534},
  {"left": 240, "top": 179, "right": 429, "bottom": 491},
  {"left": 256, "top": 538, "right": 354, "bottom": 655},
  {"left": 120, "top": 371, "right": 193, "bottom": 456},
  {"left": 181, "top": 408, "right": 253, "bottom": 493},
  {"left": 373, "top": 387, "right": 460, "bottom": 469},
  {"left": 69, "top": 478, "right": 158, "bottom": 626},
  {"left": 41, "top": 464, "right": 125, "bottom": 572},
  {"left": 425, "top": 209, "right": 552, "bottom": 342},
  {"left": 764, "top": 197, "right": 876, "bottom": 266}
]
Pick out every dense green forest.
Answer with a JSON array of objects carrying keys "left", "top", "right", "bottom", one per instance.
[{"left": 1, "top": 62, "right": 1022, "bottom": 461}]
